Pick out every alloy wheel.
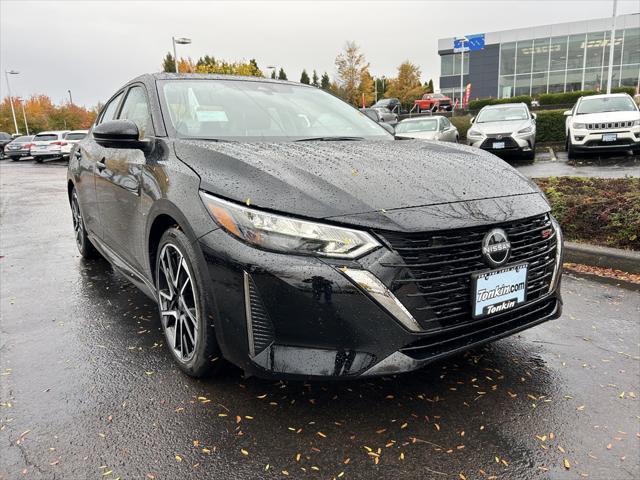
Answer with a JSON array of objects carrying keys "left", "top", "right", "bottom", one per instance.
[
  {"left": 71, "top": 192, "right": 85, "bottom": 251},
  {"left": 157, "top": 243, "right": 199, "bottom": 362}
]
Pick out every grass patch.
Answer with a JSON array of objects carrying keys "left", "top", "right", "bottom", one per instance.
[{"left": 534, "top": 177, "right": 640, "bottom": 250}]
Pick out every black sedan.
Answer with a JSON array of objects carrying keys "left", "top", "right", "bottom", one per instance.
[{"left": 68, "top": 73, "right": 563, "bottom": 379}]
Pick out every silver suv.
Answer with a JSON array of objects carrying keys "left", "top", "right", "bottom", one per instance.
[{"left": 467, "top": 103, "right": 536, "bottom": 159}]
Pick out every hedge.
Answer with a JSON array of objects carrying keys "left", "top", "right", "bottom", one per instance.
[
  {"left": 538, "top": 87, "right": 635, "bottom": 106},
  {"left": 452, "top": 109, "right": 565, "bottom": 142},
  {"left": 468, "top": 95, "right": 532, "bottom": 111},
  {"left": 450, "top": 114, "right": 472, "bottom": 139},
  {"left": 534, "top": 177, "right": 640, "bottom": 250}
]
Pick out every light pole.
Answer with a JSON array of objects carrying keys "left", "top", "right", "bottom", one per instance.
[
  {"left": 68, "top": 89, "right": 73, "bottom": 104},
  {"left": 606, "top": 0, "right": 618, "bottom": 93},
  {"left": 172, "top": 36, "right": 191, "bottom": 73},
  {"left": 17, "top": 97, "right": 29, "bottom": 135},
  {"left": 4, "top": 70, "right": 20, "bottom": 135}
]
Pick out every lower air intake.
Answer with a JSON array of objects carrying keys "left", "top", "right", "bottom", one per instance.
[{"left": 244, "top": 272, "right": 275, "bottom": 357}]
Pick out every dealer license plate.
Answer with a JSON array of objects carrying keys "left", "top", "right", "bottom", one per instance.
[
  {"left": 602, "top": 133, "right": 617, "bottom": 142},
  {"left": 493, "top": 141, "right": 505, "bottom": 149},
  {"left": 471, "top": 263, "right": 528, "bottom": 318}
]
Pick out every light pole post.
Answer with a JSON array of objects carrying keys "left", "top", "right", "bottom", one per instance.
[
  {"left": 18, "top": 98, "right": 29, "bottom": 135},
  {"left": 68, "top": 89, "right": 73, "bottom": 104},
  {"left": 606, "top": 0, "right": 618, "bottom": 93},
  {"left": 460, "top": 51, "right": 464, "bottom": 109},
  {"left": 4, "top": 70, "right": 20, "bottom": 135},
  {"left": 172, "top": 37, "right": 192, "bottom": 73}
]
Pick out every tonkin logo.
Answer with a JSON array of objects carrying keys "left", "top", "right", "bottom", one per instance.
[{"left": 481, "top": 228, "right": 511, "bottom": 267}]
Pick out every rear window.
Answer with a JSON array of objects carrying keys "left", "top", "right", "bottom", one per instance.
[
  {"left": 34, "top": 134, "right": 58, "bottom": 142},
  {"left": 0, "top": 132, "right": 11, "bottom": 140},
  {"left": 13, "top": 136, "right": 32, "bottom": 142},
  {"left": 65, "top": 132, "right": 86, "bottom": 140}
]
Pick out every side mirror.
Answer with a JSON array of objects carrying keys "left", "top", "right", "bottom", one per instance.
[
  {"left": 93, "top": 119, "right": 151, "bottom": 151},
  {"left": 470, "top": 116, "right": 476, "bottom": 124},
  {"left": 380, "top": 122, "right": 395, "bottom": 135},
  {"left": 563, "top": 110, "right": 572, "bottom": 117},
  {"left": 531, "top": 112, "right": 537, "bottom": 120}
]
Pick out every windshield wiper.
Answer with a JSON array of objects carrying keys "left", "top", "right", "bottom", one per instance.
[{"left": 294, "top": 136, "right": 365, "bottom": 142}]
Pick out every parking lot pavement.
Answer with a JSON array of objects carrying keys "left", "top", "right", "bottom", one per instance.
[
  {"left": 516, "top": 150, "right": 640, "bottom": 178},
  {"left": 1, "top": 160, "right": 639, "bottom": 480}
]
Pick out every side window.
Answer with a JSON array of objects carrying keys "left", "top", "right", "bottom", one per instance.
[
  {"left": 118, "top": 86, "right": 152, "bottom": 138},
  {"left": 441, "top": 117, "right": 450, "bottom": 129},
  {"left": 99, "top": 92, "right": 124, "bottom": 124}
]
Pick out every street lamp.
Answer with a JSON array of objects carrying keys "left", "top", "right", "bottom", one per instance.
[
  {"left": 68, "top": 89, "right": 73, "bottom": 104},
  {"left": 4, "top": 70, "right": 20, "bottom": 135},
  {"left": 16, "top": 97, "right": 29, "bottom": 136},
  {"left": 606, "top": 0, "right": 618, "bottom": 93},
  {"left": 172, "top": 36, "right": 191, "bottom": 73}
]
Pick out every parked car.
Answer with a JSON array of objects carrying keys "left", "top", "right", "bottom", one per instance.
[
  {"left": 68, "top": 73, "right": 563, "bottom": 380},
  {"left": 4, "top": 135, "right": 34, "bottom": 160},
  {"left": 0, "top": 131, "right": 12, "bottom": 159},
  {"left": 466, "top": 103, "right": 537, "bottom": 159},
  {"left": 395, "top": 116, "right": 459, "bottom": 142},
  {"left": 62, "top": 130, "right": 89, "bottom": 158},
  {"left": 371, "top": 97, "right": 401, "bottom": 114},
  {"left": 564, "top": 93, "right": 640, "bottom": 158},
  {"left": 361, "top": 107, "right": 398, "bottom": 126},
  {"left": 30, "top": 130, "right": 70, "bottom": 162},
  {"left": 414, "top": 93, "right": 452, "bottom": 112}
]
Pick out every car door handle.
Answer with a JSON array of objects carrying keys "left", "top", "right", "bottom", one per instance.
[{"left": 96, "top": 157, "right": 106, "bottom": 171}]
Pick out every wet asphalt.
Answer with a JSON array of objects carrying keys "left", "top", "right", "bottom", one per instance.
[
  {"left": 1, "top": 160, "right": 639, "bottom": 480},
  {"left": 509, "top": 151, "right": 639, "bottom": 179}
]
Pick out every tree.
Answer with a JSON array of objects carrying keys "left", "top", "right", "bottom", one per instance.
[
  {"left": 358, "top": 70, "right": 375, "bottom": 107},
  {"left": 278, "top": 68, "right": 288, "bottom": 80},
  {"left": 426, "top": 79, "right": 434, "bottom": 94},
  {"left": 320, "top": 72, "right": 331, "bottom": 90},
  {"left": 300, "top": 69, "right": 310, "bottom": 84},
  {"left": 162, "top": 52, "right": 176, "bottom": 73},
  {"left": 177, "top": 57, "right": 195, "bottom": 74},
  {"left": 271, "top": 69, "right": 276, "bottom": 79},
  {"left": 385, "top": 61, "right": 426, "bottom": 107},
  {"left": 334, "top": 41, "right": 369, "bottom": 105},
  {"left": 311, "top": 70, "right": 319, "bottom": 87},
  {"left": 194, "top": 56, "right": 263, "bottom": 77}
]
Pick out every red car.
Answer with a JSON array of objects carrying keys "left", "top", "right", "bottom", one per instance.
[{"left": 414, "top": 93, "right": 452, "bottom": 112}]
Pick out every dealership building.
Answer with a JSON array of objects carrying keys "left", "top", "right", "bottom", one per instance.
[{"left": 438, "top": 13, "right": 640, "bottom": 102}]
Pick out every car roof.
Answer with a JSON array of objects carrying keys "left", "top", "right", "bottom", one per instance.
[
  {"left": 66, "top": 130, "right": 89, "bottom": 133},
  {"left": 130, "top": 72, "right": 309, "bottom": 87},
  {"left": 483, "top": 102, "right": 528, "bottom": 109},
  {"left": 34, "top": 130, "right": 70, "bottom": 135}
]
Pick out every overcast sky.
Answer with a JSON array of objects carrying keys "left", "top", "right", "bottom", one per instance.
[{"left": 1, "top": 0, "right": 638, "bottom": 107}]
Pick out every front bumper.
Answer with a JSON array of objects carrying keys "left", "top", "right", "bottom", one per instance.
[
  {"left": 468, "top": 133, "right": 535, "bottom": 154},
  {"left": 198, "top": 219, "right": 563, "bottom": 380},
  {"left": 570, "top": 128, "right": 640, "bottom": 152}
]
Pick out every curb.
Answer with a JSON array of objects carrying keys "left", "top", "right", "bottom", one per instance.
[
  {"left": 564, "top": 241, "right": 640, "bottom": 274},
  {"left": 563, "top": 269, "right": 640, "bottom": 292}
]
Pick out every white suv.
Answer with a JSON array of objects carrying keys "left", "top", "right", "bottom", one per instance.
[
  {"left": 61, "top": 130, "right": 88, "bottom": 158},
  {"left": 564, "top": 93, "right": 640, "bottom": 158},
  {"left": 30, "top": 130, "right": 70, "bottom": 163}
]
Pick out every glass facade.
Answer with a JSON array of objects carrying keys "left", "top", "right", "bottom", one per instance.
[{"left": 496, "top": 27, "right": 640, "bottom": 98}]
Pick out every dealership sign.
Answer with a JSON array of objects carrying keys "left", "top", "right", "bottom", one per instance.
[{"left": 454, "top": 33, "right": 485, "bottom": 52}]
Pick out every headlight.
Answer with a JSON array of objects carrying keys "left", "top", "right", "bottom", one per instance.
[
  {"left": 200, "top": 192, "right": 381, "bottom": 259},
  {"left": 467, "top": 128, "right": 482, "bottom": 137},
  {"left": 632, "top": 119, "right": 640, "bottom": 127},
  {"left": 572, "top": 122, "right": 586, "bottom": 129},
  {"left": 517, "top": 126, "right": 534, "bottom": 134}
]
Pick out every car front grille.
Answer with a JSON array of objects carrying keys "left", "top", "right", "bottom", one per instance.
[
  {"left": 480, "top": 136, "right": 519, "bottom": 149},
  {"left": 376, "top": 214, "right": 557, "bottom": 334},
  {"left": 584, "top": 138, "right": 634, "bottom": 147},
  {"left": 587, "top": 121, "right": 635, "bottom": 130}
]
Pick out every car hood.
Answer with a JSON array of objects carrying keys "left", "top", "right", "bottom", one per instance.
[
  {"left": 396, "top": 131, "right": 439, "bottom": 140},
  {"left": 174, "top": 139, "right": 541, "bottom": 222},
  {"left": 473, "top": 120, "right": 532, "bottom": 134},
  {"left": 572, "top": 110, "right": 640, "bottom": 123}
]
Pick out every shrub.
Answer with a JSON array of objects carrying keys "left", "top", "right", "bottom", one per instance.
[
  {"left": 537, "top": 87, "right": 635, "bottom": 106},
  {"left": 450, "top": 114, "right": 472, "bottom": 139},
  {"left": 534, "top": 109, "right": 566, "bottom": 143},
  {"left": 468, "top": 95, "right": 532, "bottom": 111},
  {"left": 534, "top": 177, "right": 640, "bottom": 250}
]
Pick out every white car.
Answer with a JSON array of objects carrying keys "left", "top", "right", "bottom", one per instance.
[
  {"left": 564, "top": 93, "right": 640, "bottom": 158},
  {"left": 395, "top": 115, "right": 459, "bottom": 142},
  {"left": 30, "top": 130, "right": 70, "bottom": 163},
  {"left": 62, "top": 130, "right": 88, "bottom": 158}
]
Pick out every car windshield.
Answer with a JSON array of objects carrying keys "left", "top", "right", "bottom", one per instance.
[
  {"left": 13, "top": 136, "right": 32, "bottom": 142},
  {"left": 576, "top": 96, "right": 638, "bottom": 114},
  {"left": 476, "top": 106, "right": 529, "bottom": 123},
  {"left": 33, "top": 134, "right": 57, "bottom": 142},
  {"left": 159, "top": 79, "right": 391, "bottom": 141},
  {"left": 65, "top": 132, "right": 86, "bottom": 140},
  {"left": 396, "top": 119, "right": 439, "bottom": 133}
]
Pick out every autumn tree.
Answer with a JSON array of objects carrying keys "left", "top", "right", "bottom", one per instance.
[
  {"left": 311, "top": 70, "right": 319, "bottom": 87},
  {"left": 300, "top": 69, "right": 310, "bottom": 84},
  {"left": 334, "top": 41, "right": 370, "bottom": 105},
  {"left": 177, "top": 57, "right": 196, "bottom": 73},
  {"left": 358, "top": 70, "right": 375, "bottom": 107},
  {"left": 385, "top": 61, "right": 427, "bottom": 107},
  {"left": 195, "top": 56, "right": 263, "bottom": 76},
  {"left": 0, "top": 95, "right": 96, "bottom": 134},
  {"left": 320, "top": 72, "right": 331, "bottom": 90},
  {"left": 162, "top": 52, "right": 176, "bottom": 73}
]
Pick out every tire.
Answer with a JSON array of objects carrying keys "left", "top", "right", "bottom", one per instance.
[
  {"left": 155, "top": 227, "right": 222, "bottom": 378},
  {"left": 566, "top": 134, "right": 578, "bottom": 160},
  {"left": 523, "top": 148, "right": 535, "bottom": 160},
  {"left": 70, "top": 189, "right": 99, "bottom": 259},
  {"left": 35, "top": 157, "right": 43, "bottom": 163}
]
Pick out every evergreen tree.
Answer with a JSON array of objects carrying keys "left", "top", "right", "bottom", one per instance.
[
  {"left": 300, "top": 69, "right": 310, "bottom": 84},
  {"left": 311, "top": 70, "right": 320, "bottom": 87},
  {"left": 278, "top": 68, "right": 288, "bottom": 80},
  {"left": 162, "top": 52, "right": 176, "bottom": 73},
  {"left": 271, "top": 69, "right": 276, "bottom": 79},
  {"left": 320, "top": 72, "right": 331, "bottom": 90},
  {"left": 427, "top": 79, "right": 434, "bottom": 93}
]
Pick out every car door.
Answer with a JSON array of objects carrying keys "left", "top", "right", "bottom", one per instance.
[
  {"left": 440, "top": 117, "right": 457, "bottom": 142},
  {"left": 75, "top": 91, "right": 124, "bottom": 238},
  {"left": 94, "top": 84, "right": 154, "bottom": 272}
]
